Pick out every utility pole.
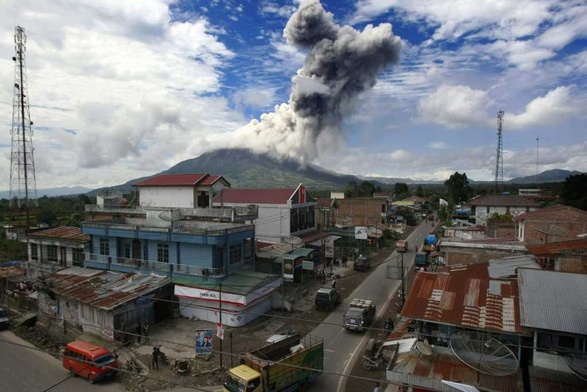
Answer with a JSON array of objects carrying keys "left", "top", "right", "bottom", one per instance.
[
  {"left": 219, "top": 283, "right": 223, "bottom": 369},
  {"left": 400, "top": 253, "right": 405, "bottom": 307}
]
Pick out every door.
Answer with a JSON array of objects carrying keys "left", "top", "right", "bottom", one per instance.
[{"left": 60, "top": 247, "right": 67, "bottom": 267}]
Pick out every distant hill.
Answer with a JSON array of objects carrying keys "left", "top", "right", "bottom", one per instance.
[
  {"left": 508, "top": 169, "right": 582, "bottom": 184},
  {"left": 0, "top": 186, "right": 92, "bottom": 199},
  {"left": 89, "top": 148, "right": 368, "bottom": 196}
]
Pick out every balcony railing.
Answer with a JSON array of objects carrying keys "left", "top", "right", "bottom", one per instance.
[
  {"left": 83, "top": 222, "right": 255, "bottom": 237},
  {"left": 85, "top": 205, "right": 259, "bottom": 222},
  {"left": 87, "top": 253, "right": 227, "bottom": 278}
]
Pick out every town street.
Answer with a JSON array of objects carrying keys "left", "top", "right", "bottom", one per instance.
[
  {"left": 0, "top": 330, "right": 124, "bottom": 392},
  {"left": 308, "top": 220, "right": 434, "bottom": 392}
]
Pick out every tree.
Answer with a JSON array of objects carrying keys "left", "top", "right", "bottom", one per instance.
[
  {"left": 394, "top": 182, "right": 408, "bottom": 197},
  {"left": 345, "top": 181, "right": 381, "bottom": 198},
  {"left": 416, "top": 185, "right": 424, "bottom": 197},
  {"left": 560, "top": 174, "right": 587, "bottom": 210},
  {"left": 444, "top": 172, "right": 472, "bottom": 205}
]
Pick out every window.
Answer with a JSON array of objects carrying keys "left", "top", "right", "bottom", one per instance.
[
  {"left": 99, "top": 238, "right": 109, "bottom": 256},
  {"left": 31, "top": 243, "right": 38, "bottom": 260},
  {"left": 486, "top": 207, "right": 490, "bottom": 213},
  {"left": 72, "top": 248, "right": 84, "bottom": 266},
  {"left": 47, "top": 245, "right": 58, "bottom": 262},
  {"left": 540, "top": 257, "right": 555, "bottom": 270},
  {"left": 157, "top": 243, "right": 169, "bottom": 263},
  {"left": 229, "top": 244, "right": 242, "bottom": 265},
  {"left": 124, "top": 243, "right": 131, "bottom": 259}
]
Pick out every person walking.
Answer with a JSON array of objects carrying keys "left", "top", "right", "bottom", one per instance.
[
  {"left": 151, "top": 346, "right": 159, "bottom": 371},
  {"left": 373, "top": 382, "right": 383, "bottom": 392},
  {"left": 331, "top": 275, "right": 337, "bottom": 289}
]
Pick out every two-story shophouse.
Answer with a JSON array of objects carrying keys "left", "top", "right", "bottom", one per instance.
[{"left": 82, "top": 173, "right": 282, "bottom": 327}]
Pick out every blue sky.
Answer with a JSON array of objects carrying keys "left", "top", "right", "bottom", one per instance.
[{"left": 0, "top": 0, "right": 585, "bottom": 190}]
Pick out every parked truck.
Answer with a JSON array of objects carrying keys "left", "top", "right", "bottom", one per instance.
[
  {"left": 343, "top": 298, "right": 376, "bottom": 332},
  {"left": 395, "top": 239, "right": 408, "bottom": 253},
  {"left": 415, "top": 252, "right": 429, "bottom": 269},
  {"left": 223, "top": 333, "right": 323, "bottom": 392},
  {"left": 423, "top": 233, "right": 440, "bottom": 252}
]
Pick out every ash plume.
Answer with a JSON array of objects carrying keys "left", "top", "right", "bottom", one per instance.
[{"left": 231, "top": 0, "right": 402, "bottom": 162}]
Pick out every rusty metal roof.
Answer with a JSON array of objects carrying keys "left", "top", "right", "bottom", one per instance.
[
  {"left": 526, "top": 238, "right": 587, "bottom": 255},
  {"left": 387, "top": 347, "right": 523, "bottom": 392},
  {"left": 469, "top": 194, "right": 540, "bottom": 207},
  {"left": 44, "top": 267, "right": 171, "bottom": 311},
  {"left": 27, "top": 226, "right": 89, "bottom": 243},
  {"left": 401, "top": 263, "right": 524, "bottom": 334},
  {"left": 513, "top": 204, "right": 587, "bottom": 222}
]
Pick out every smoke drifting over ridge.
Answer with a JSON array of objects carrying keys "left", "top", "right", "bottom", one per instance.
[{"left": 230, "top": 0, "right": 402, "bottom": 163}]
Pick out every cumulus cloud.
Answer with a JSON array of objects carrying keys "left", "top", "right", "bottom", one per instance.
[
  {"left": 507, "top": 86, "right": 582, "bottom": 130},
  {"left": 418, "top": 85, "right": 492, "bottom": 128}
]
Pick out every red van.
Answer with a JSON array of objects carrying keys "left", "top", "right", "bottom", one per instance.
[{"left": 63, "top": 340, "right": 119, "bottom": 383}]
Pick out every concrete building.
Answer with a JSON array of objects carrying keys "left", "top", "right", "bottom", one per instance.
[
  {"left": 469, "top": 195, "right": 540, "bottom": 225},
  {"left": 81, "top": 173, "right": 281, "bottom": 327},
  {"left": 335, "top": 197, "right": 390, "bottom": 227},
  {"left": 526, "top": 238, "right": 587, "bottom": 274},
  {"left": 513, "top": 204, "right": 587, "bottom": 244},
  {"left": 21, "top": 226, "right": 89, "bottom": 279},
  {"left": 212, "top": 184, "right": 317, "bottom": 244},
  {"left": 518, "top": 268, "right": 587, "bottom": 390}
]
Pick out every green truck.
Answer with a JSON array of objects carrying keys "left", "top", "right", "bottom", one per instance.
[{"left": 223, "top": 333, "right": 323, "bottom": 392}]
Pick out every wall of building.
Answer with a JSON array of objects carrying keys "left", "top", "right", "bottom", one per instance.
[
  {"left": 178, "top": 296, "right": 273, "bottom": 327},
  {"left": 335, "top": 199, "right": 386, "bottom": 227},
  {"left": 442, "top": 244, "right": 528, "bottom": 265},
  {"left": 520, "top": 220, "right": 587, "bottom": 243},
  {"left": 474, "top": 206, "right": 535, "bottom": 225},
  {"left": 255, "top": 206, "right": 290, "bottom": 243},
  {"left": 140, "top": 186, "right": 194, "bottom": 208}
]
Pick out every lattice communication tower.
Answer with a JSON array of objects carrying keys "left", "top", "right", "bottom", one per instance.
[
  {"left": 494, "top": 110, "right": 504, "bottom": 193},
  {"left": 9, "top": 26, "right": 38, "bottom": 222}
]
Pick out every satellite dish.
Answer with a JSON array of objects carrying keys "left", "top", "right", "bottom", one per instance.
[
  {"left": 449, "top": 331, "right": 518, "bottom": 376},
  {"left": 416, "top": 340, "right": 432, "bottom": 356},
  {"left": 283, "top": 236, "right": 302, "bottom": 247},
  {"left": 565, "top": 353, "right": 587, "bottom": 381}
]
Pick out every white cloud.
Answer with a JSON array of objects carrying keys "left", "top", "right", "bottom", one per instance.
[
  {"left": 508, "top": 86, "right": 582, "bottom": 130},
  {"left": 418, "top": 85, "right": 492, "bottom": 128}
]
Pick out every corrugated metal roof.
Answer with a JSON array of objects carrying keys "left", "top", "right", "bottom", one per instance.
[
  {"left": 528, "top": 366, "right": 587, "bottom": 392},
  {"left": 213, "top": 188, "right": 296, "bottom": 205},
  {"left": 488, "top": 255, "right": 540, "bottom": 279},
  {"left": 518, "top": 268, "right": 587, "bottom": 335},
  {"left": 513, "top": 204, "right": 587, "bottom": 222},
  {"left": 44, "top": 267, "right": 172, "bottom": 311},
  {"left": 27, "top": 226, "right": 89, "bottom": 243},
  {"left": 526, "top": 238, "right": 587, "bottom": 256},
  {"left": 469, "top": 195, "right": 540, "bottom": 207},
  {"left": 401, "top": 263, "right": 524, "bottom": 334},
  {"left": 387, "top": 348, "right": 522, "bottom": 392},
  {"left": 134, "top": 173, "right": 209, "bottom": 187}
]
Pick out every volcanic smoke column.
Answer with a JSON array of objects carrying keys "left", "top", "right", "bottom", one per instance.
[{"left": 231, "top": 0, "right": 402, "bottom": 162}]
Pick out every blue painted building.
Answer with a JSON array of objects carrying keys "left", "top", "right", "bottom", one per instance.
[{"left": 82, "top": 173, "right": 282, "bottom": 326}]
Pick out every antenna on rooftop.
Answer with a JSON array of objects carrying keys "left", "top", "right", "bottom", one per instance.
[
  {"left": 494, "top": 110, "right": 504, "bottom": 194},
  {"left": 9, "top": 26, "right": 38, "bottom": 228}
]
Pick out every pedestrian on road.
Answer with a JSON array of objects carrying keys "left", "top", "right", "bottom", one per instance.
[
  {"left": 331, "top": 275, "right": 337, "bottom": 289},
  {"left": 414, "top": 244, "right": 418, "bottom": 252},
  {"left": 151, "top": 346, "right": 159, "bottom": 371},
  {"left": 373, "top": 382, "right": 383, "bottom": 392}
]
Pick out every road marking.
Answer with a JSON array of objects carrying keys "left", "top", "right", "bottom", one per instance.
[{"left": 337, "top": 334, "right": 368, "bottom": 392}]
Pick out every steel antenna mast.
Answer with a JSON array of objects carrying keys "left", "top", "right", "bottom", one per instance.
[
  {"left": 494, "top": 110, "right": 504, "bottom": 193},
  {"left": 9, "top": 26, "right": 38, "bottom": 228}
]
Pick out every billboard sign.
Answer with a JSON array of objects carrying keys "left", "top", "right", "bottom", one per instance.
[
  {"left": 195, "top": 329, "right": 213, "bottom": 355},
  {"left": 355, "top": 226, "right": 368, "bottom": 240}
]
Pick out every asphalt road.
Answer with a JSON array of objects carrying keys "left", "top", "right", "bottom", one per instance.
[
  {"left": 308, "top": 220, "right": 435, "bottom": 392},
  {"left": 0, "top": 330, "right": 124, "bottom": 392}
]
